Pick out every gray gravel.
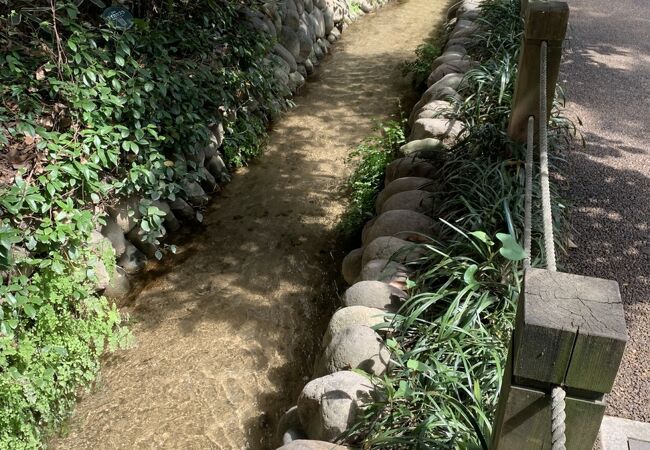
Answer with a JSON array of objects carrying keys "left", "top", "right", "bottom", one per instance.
[{"left": 561, "top": 0, "right": 650, "bottom": 421}]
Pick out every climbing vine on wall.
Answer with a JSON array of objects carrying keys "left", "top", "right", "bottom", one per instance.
[{"left": 0, "top": 0, "right": 287, "bottom": 446}]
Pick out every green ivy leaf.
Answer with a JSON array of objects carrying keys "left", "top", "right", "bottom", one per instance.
[{"left": 496, "top": 233, "right": 526, "bottom": 261}]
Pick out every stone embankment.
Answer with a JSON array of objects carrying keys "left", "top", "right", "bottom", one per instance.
[
  {"left": 89, "top": 0, "right": 391, "bottom": 300},
  {"left": 273, "top": 0, "right": 484, "bottom": 448}
]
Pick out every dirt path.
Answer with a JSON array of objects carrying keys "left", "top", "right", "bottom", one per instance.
[
  {"left": 561, "top": 0, "right": 650, "bottom": 422},
  {"left": 53, "top": 1, "right": 448, "bottom": 448}
]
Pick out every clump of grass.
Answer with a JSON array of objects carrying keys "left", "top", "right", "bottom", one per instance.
[
  {"left": 340, "top": 120, "right": 406, "bottom": 236},
  {"left": 401, "top": 43, "right": 442, "bottom": 91}
]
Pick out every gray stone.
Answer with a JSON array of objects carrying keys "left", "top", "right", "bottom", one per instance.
[
  {"left": 379, "top": 189, "right": 437, "bottom": 216},
  {"left": 274, "top": 64, "right": 291, "bottom": 85},
  {"left": 330, "top": 26, "right": 341, "bottom": 39},
  {"left": 425, "top": 71, "right": 466, "bottom": 90},
  {"left": 412, "top": 100, "right": 455, "bottom": 126},
  {"left": 297, "top": 27, "right": 314, "bottom": 63},
  {"left": 343, "top": 280, "right": 407, "bottom": 312},
  {"left": 283, "top": 429, "right": 308, "bottom": 445},
  {"left": 101, "top": 216, "right": 128, "bottom": 257},
  {"left": 311, "top": 41, "right": 323, "bottom": 61},
  {"left": 359, "top": 0, "right": 372, "bottom": 13},
  {"left": 323, "top": 306, "right": 386, "bottom": 347},
  {"left": 280, "top": 27, "right": 302, "bottom": 59},
  {"left": 92, "top": 258, "right": 111, "bottom": 292},
  {"left": 284, "top": 9, "right": 302, "bottom": 29},
  {"left": 447, "top": 36, "right": 475, "bottom": 49},
  {"left": 427, "top": 60, "right": 476, "bottom": 87},
  {"left": 276, "top": 406, "right": 307, "bottom": 446},
  {"left": 360, "top": 259, "right": 410, "bottom": 289},
  {"left": 295, "top": 0, "right": 305, "bottom": 15},
  {"left": 304, "top": 0, "right": 314, "bottom": 13},
  {"left": 399, "top": 138, "right": 447, "bottom": 159},
  {"left": 362, "top": 236, "right": 427, "bottom": 266},
  {"left": 198, "top": 166, "right": 218, "bottom": 193},
  {"left": 361, "top": 216, "right": 377, "bottom": 244},
  {"left": 327, "top": 33, "right": 337, "bottom": 44},
  {"left": 311, "top": 9, "right": 326, "bottom": 38},
  {"left": 108, "top": 196, "right": 142, "bottom": 234},
  {"left": 152, "top": 200, "right": 180, "bottom": 233},
  {"left": 410, "top": 118, "right": 464, "bottom": 144},
  {"left": 206, "top": 154, "right": 231, "bottom": 183},
  {"left": 449, "top": 22, "right": 479, "bottom": 40},
  {"left": 118, "top": 242, "right": 147, "bottom": 274},
  {"left": 325, "top": 0, "right": 348, "bottom": 23},
  {"left": 314, "top": 325, "right": 390, "bottom": 377},
  {"left": 363, "top": 209, "right": 439, "bottom": 244},
  {"left": 341, "top": 247, "right": 363, "bottom": 285},
  {"left": 169, "top": 197, "right": 195, "bottom": 221},
  {"left": 183, "top": 181, "right": 209, "bottom": 206},
  {"left": 288, "top": 71, "right": 306, "bottom": 92},
  {"left": 185, "top": 146, "right": 206, "bottom": 169},
  {"left": 430, "top": 51, "right": 469, "bottom": 71},
  {"left": 275, "top": 43, "right": 299, "bottom": 72},
  {"left": 384, "top": 157, "right": 439, "bottom": 184},
  {"left": 126, "top": 225, "right": 160, "bottom": 258},
  {"left": 104, "top": 266, "right": 131, "bottom": 300},
  {"left": 600, "top": 416, "right": 650, "bottom": 450},
  {"left": 303, "top": 58, "right": 314, "bottom": 75},
  {"left": 297, "top": 63, "right": 308, "bottom": 78},
  {"left": 375, "top": 176, "right": 438, "bottom": 212},
  {"left": 317, "top": 37, "right": 329, "bottom": 55},
  {"left": 297, "top": 371, "right": 375, "bottom": 441},
  {"left": 277, "top": 440, "right": 350, "bottom": 450},
  {"left": 323, "top": 7, "right": 335, "bottom": 34}
]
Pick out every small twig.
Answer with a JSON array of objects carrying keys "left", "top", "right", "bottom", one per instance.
[{"left": 49, "top": 0, "right": 66, "bottom": 79}]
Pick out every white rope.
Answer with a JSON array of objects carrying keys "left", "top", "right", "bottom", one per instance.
[
  {"left": 523, "top": 116, "right": 534, "bottom": 270},
  {"left": 551, "top": 386, "right": 567, "bottom": 450},
  {"left": 539, "top": 40, "right": 565, "bottom": 450},
  {"left": 539, "top": 40, "right": 557, "bottom": 272}
]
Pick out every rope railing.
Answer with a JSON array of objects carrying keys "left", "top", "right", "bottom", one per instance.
[
  {"left": 523, "top": 38, "right": 566, "bottom": 450},
  {"left": 492, "top": 3, "right": 626, "bottom": 450}
]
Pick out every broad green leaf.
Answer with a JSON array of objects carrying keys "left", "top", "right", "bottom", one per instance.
[{"left": 496, "top": 233, "right": 526, "bottom": 261}]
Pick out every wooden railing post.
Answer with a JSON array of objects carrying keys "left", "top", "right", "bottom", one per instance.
[
  {"left": 508, "top": 1, "right": 569, "bottom": 143},
  {"left": 490, "top": 269, "right": 627, "bottom": 449}
]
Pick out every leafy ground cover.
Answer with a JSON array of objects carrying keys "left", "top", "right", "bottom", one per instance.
[
  {"left": 0, "top": 1, "right": 287, "bottom": 447},
  {"left": 344, "top": 0, "right": 572, "bottom": 448}
]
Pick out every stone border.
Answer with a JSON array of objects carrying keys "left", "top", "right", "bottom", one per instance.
[
  {"left": 600, "top": 416, "right": 650, "bottom": 450},
  {"left": 88, "top": 0, "right": 393, "bottom": 301},
  {"left": 273, "top": 1, "right": 485, "bottom": 448}
]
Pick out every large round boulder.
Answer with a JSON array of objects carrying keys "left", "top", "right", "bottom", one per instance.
[
  {"left": 378, "top": 189, "right": 437, "bottom": 215},
  {"left": 427, "top": 60, "right": 476, "bottom": 86},
  {"left": 297, "top": 371, "right": 375, "bottom": 441},
  {"left": 362, "top": 236, "right": 426, "bottom": 266},
  {"left": 314, "top": 325, "right": 390, "bottom": 377},
  {"left": 341, "top": 247, "right": 363, "bottom": 285},
  {"left": 323, "top": 306, "right": 386, "bottom": 347},
  {"left": 384, "top": 157, "right": 439, "bottom": 183},
  {"left": 360, "top": 259, "right": 410, "bottom": 289},
  {"left": 363, "top": 209, "right": 439, "bottom": 244},
  {"left": 343, "top": 280, "right": 407, "bottom": 312},
  {"left": 375, "top": 176, "right": 438, "bottom": 212},
  {"left": 276, "top": 406, "right": 307, "bottom": 446},
  {"left": 398, "top": 138, "right": 447, "bottom": 160},
  {"left": 409, "top": 118, "right": 464, "bottom": 145}
]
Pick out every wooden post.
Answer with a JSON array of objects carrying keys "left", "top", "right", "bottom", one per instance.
[
  {"left": 491, "top": 269, "right": 627, "bottom": 449},
  {"left": 508, "top": 1, "right": 569, "bottom": 143}
]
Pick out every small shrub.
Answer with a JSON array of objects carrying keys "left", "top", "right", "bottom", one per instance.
[{"left": 340, "top": 120, "right": 406, "bottom": 235}]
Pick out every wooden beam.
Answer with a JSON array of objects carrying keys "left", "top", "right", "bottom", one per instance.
[{"left": 508, "top": 1, "right": 569, "bottom": 143}]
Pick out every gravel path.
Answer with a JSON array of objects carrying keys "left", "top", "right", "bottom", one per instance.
[
  {"left": 562, "top": 0, "right": 650, "bottom": 421},
  {"left": 50, "top": 2, "right": 448, "bottom": 449}
]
